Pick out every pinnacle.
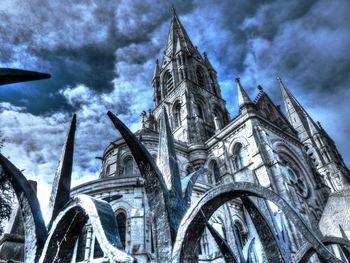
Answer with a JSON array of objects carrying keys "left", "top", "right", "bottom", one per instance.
[{"left": 236, "top": 77, "right": 253, "bottom": 109}]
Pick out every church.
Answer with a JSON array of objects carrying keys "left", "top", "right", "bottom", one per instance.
[
  {"left": 69, "top": 8, "right": 350, "bottom": 263},
  {"left": 1, "top": 7, "right": 350, "bottom": 263}
]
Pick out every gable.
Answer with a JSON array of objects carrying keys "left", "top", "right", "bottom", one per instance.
[{"left": 255, "top": 92, "right": 295, "bottom": 134}]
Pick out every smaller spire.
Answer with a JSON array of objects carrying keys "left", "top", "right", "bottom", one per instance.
[
  {"left": 278, "top": 75, "right": 322, "bottom": 136},
  {"left": 171, "top": 4, "right": 176, "bottom": 15},
  {"left": 152, "top": 59, "right": 160, "bottom": 81},
  {"left": 236, "top": 77, "right": 253, "bottom": 109},
  {"left": 276, "top": 73, "right": 289, "bottom": 96},
  {"left": 140, "top": 111, "right": 147, "bottom": 128},
  {"left": 175, "top": 34, "right": 185, "bottom": 53},
  {"left": 306, "top": 114, "right": 321, "bottom": 134}
]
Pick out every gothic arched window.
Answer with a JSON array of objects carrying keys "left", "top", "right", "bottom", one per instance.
[
  {"left": 163, "top": 71, "right": 173, "bottom": 93},
  {"left": 233, "top": 221, "right": 247, "bottom": 248},
  {"left": 233, "top": 144, "right": 249, "bottom": 170},
  {"left": 196, "top": 67, "right": 206, "bottom": 88},
  {"left": 76, "top": 227, "right": 88, "bottom": 261},
  {"left": 209, "top": 160, "right": 220, "bottom": 184},
  {"left": 116, "top": 211, "right": 127, "bottom": 249},
  {"left": 284, "top": 160, "right": 309, "bottom": 198},
  {"left": 173, "top": 102, "right": 182, "bottom": 129},
  {"left": 123, "top": 157, "right": 133, "bottom": 177},
  {"left": 197, "top": 103, "right": 204, "bottom": 119},
  {"left": 213, "top": 110, "right": 222, "bottom": 130},
  {"left": 105, "top": 164, "right": 111, "bottom": 177}
]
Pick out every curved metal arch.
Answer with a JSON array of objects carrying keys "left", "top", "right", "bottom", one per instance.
[
  {"left": 171, "top": 182, "right": 343, "bottom": 263},
  {"left": 38, "top": 194, "right": 135, "bottom": 263},
  {"left": 294, "top": 236, "right": 350, "bottom": 263},
  {"left": 206, "top": 222, "right": 239, "bottom": 263},
  {"left": 240, "top": 197, "right": 291, "bottom": 263},
  {"left": 107, "top": 111, "right": 175, "bottom": 261},
  {"left": 0, "top": 154, "right": 47, "bottom": 263}
]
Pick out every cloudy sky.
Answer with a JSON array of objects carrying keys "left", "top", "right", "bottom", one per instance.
[{"left": 1, "top": 0, "right": 349, "bottom": 219}]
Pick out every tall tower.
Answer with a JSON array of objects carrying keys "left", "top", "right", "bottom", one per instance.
[
  {"left": 278, "top": 76, "right": 350, "bottom": 192},
  {"left": 152, "top": 8, "right": 230, "bottom": 144}
]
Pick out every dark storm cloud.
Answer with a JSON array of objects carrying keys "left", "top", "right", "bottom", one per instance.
[
  {"left": 0, "top": 0, "right": 194, "bottom": 112},
  {"left": 0, "top": 0, "right": 349, "bottom": 215}
]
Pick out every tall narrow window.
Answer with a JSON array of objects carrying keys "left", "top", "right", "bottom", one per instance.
[
  {"left": 105, "top": 165, "right": 111, "bottom": 177},
  {"left": 209, "top": 161, "right": 220, "bottom": 184},
  {"left": 196, "top": 67, "right": 205, "bottom": 88},
  {"left": 116, "top": 212, "right": 127, "bottom": 249},
  {"left": 150, "top": 223, "right": 155, "bottom": 253},
  {"left": 213, "top": 110, "right": 222, "bottom": 130},
  {"left": 124, "top": 157, "right": 133, "bottom": 176},
  {"left": 199, "top": 229, "right": 209, "bottom": 255},
  {"left": 233, "top": 222, "right": 246, "bottom": 249},
  {"left": 233, "top": 144, "right": 249, "bottom": 170},
  {"left": 163, "top": 71, "right": 173, "bottom": 92},
  {"left": 173, "top": 103, "right": 182, "bottom": 128},
  {"left": 197, "top": 103, "right": 204, "bottom": 119},
  {"left": 238, "top": 146, "right": 249, "bottom": 167},
  {"left": 76, "top": 227, "right": 87, "bottom": 261}
]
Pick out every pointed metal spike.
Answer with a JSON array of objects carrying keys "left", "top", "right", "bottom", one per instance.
[
  {"left": 107, "top": 111, "right": 168, "bottom": 192},
  {"left": 245, "top": 238, "right": 256, "bottom": 263},
  {"left": 157, "top": 107, "right": 182, "bottom": 194},
  {"left": 264, "top": 199, "right": 284, "bottom": 242},
  {"left": 206, "top": 222, "right": 238, "bottom": 263},
  {"left": 47, "top": 114, "right": 76, "bottom": 230},
  {"left": 184, "top": 168, "right": 207, "bottom": 205},
  {"left": 340, "top": 225, "right": 349, "bottom": 240},
  {"left": 107, "top": 111, "right": 178, "bottom": 257},
  {"left": 241, "top": 197, "right": 291, "bottom": 263},
  {"left": 0, "top": 154, "right": 47, "bottom": 262},
  {"left": 0, "top": 68, "right": 51, "bottom": 86}
]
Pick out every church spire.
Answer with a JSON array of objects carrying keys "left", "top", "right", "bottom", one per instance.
[
  {"left": 278, "top": 75, "right": 350, "bottom": 191},
  {"left": 236, "top": 77, "right": 253, "bottom": 110},
  {"left": 277, "top": 75, "right": 320, "bottom": 136},
  {"left": 163, "top": 7, "right": 198, "bottom": 59}
]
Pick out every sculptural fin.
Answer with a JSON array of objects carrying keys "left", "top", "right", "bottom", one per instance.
[
  {"left": 0, "top": 154, "right": 47, "bottom": 262},
  {"left": 241, "top": 197, "right": 290, "bottom": 263},
  {"left": 0, "top": 68, "right": 50, "bottom": 85},
  {"left": 47, "top": 114, "right": 76, "bottom": 230},
  {"left": 107, "top": 111, "right": 168, "bottom": 192},
  {"left": 183, "top": 168, "right": 207, "bottom": 205},
  {"left": 157, "top": 107, "right": 182, "bottom": 195},
  {"left": 107, "top": 111, "right": 174, "bottom": 260},
  {"left": 39, "top": 195, "right": 135, "bottom": 263},
  {"left": 207, "top": 222, "right": 238, "bottom": 263},
  {"left": 244, "top": 238, "right": 255, "bottom": 263}
]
